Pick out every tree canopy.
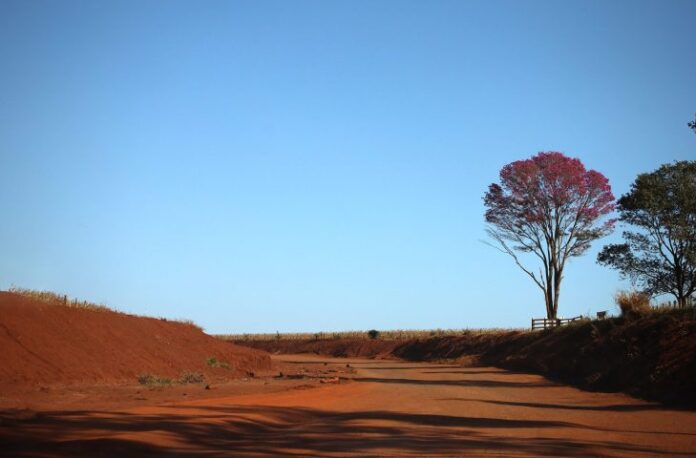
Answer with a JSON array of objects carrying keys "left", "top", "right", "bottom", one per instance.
[
  {"left": 598, "top": 161, "right": 696, "bottom": 307},
  {"left": 484, "top": 152, "right": 615, "bottom": 319}
]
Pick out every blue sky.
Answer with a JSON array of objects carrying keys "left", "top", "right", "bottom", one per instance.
[{"left": 1, "top": 0, "right": 694, "bottom": 333}]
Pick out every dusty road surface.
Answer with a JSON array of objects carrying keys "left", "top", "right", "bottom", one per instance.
[{"left": 2, "top": 354, "right": 695, "bottom": 457}]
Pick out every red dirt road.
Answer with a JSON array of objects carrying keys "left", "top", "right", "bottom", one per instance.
[{"left": 2, "top": 354, "right": 695, "bottom": 457}]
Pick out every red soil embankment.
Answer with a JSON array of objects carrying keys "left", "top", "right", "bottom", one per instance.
[
  {"left": 240, "top": 338, "right": 402, "bottom": 358},
  {"left": 237, "top": 308, "right": 696, "bottom": 407},
  {"left": 0, "top": 292, "right": 270, "bottom": 389}
]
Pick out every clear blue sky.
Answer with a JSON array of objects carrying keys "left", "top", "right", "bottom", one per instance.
[{"left": 1, "top": 0, "right": 694, "bottom": 333}]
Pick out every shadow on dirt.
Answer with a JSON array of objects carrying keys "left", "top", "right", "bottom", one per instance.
[
  {"left": 351, "top": 376, "right": 556, "bottom": 388},
  {"left": 420, "top": 369, "right": 510, "bottom": 375},
  {"left": 1, "top": 404, "right": 691, "bottom": 457},
  {"left": 443, "top": 398, "right": 667, "bottom": 412}
]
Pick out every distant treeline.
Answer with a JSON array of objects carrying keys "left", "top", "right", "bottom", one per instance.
[{"left": 216, "top": 328, "right": 519, "bottom": 342}]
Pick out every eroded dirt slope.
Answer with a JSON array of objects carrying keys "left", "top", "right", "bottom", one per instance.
[{"left": 0, "top": 292, "right": 270, "bottom": 389}]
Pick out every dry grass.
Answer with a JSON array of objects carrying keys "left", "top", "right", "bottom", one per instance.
[
  {"left": 615, "top": 290, "right": 652, "bottom": 317},
  {"left": 158, "top": 317, "right": 204, "bottom": 331},
  {"left": 137, "top": 373, "right": 173, "bottom": 387},
  {"left": 9, "top": 287, "right": 112, "bottom": 312},
  {"left": 217, "top": 328, "right": 519, "bottom": 342},
  {"left": 8, "top": 287, "right": 203, "bottom": 331},
  {"left": 178, "top": 371, "right": 206, "bottom": 384}
]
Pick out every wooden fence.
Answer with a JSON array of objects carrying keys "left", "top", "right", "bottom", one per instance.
[{"left": 531, "top": 316, "right": 583, "bottom": 331}]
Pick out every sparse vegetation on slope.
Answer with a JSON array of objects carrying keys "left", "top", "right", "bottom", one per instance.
[
  {"left": 8, "top": 287, "right": 204, "bottom": 330},
  {"left": 9, "top": 287, "right": 112, "bottom": 312},
  {"left": 472, "top": 307, "right": 696, "bottom": 406}
]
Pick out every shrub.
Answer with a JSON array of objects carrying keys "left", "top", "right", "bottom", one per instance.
[
  {"left": 206, "top": 356, "right": 231, "bottom": 369},
  {"left": 179, "top": 372, "right": 205, "bottom": 384},
  {"left": 137, "top": 374, "right": 173, "bottom": 387},
  {"left": 367, "top": 329, "right": 380, "bottom": 340},
  {"left": 615, "top": 290, "right": 651, "bottom": 318}
]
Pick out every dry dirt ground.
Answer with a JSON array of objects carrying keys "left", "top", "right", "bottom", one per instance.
[{"left": 2, "top": 354, "right": 695, "bottom": 457}]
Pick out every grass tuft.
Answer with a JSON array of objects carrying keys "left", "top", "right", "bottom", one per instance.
[
  {"left": 157, "top": 316, "right": 204, "bottom": 331},
  {"left": 206, "top": 356, "right": 231, "bottom": 369},
  {"left": 178, "top": 372, "right": 205, "bottom": 384},
  {"left": 137, "top": 374, "right": 173, "bottom": 387}
]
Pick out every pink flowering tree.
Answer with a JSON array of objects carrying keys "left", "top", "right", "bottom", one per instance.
[{"left": 484, "top": 152, "right": 615, "bottom": 320}]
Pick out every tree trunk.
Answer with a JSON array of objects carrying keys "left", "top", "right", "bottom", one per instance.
[
  {"left": 677, "top": 294, "right": 687, "bottom": 308},
  {"left": 544, "top": 290, "right": 553, "bottom": 319},
  {"left": 546, "top": 291, "right": 556, "bottom": 320},
  {"left": 544, "top": 285, "right": 554, "bottom": 320},
  {"left": 544, "top": 265, "right": 562, "bottom": 320},
  {"left": 552, "top": 266, "right": 562, "bottom": 319}
]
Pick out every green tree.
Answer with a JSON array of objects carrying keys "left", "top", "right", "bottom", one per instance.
[
  {"left": 598, "top": 161, "right": 696, "bottom": 307},
  {"left": 367, "top": 329, "right": 380, "bottom": 339}
]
